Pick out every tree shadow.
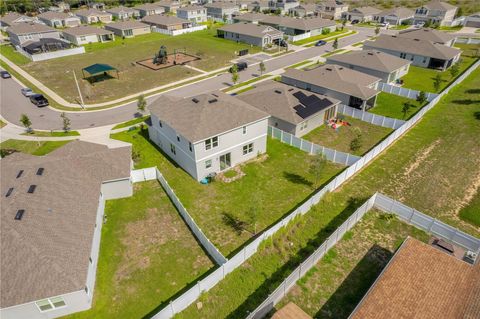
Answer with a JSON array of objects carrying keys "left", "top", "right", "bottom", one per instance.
[
  {"left": 451, "top": 99, "right": 480, "bottom": 105},
  {"left": 222, "top": 212, "right": 247, "bottom": 235},
  {"left": 315, "top": 244, "right": 393, "bottom": 319},
  {"left": 466, "top": 89, "right": 480, "bottom": 94},
  {"left": 474, "top": 111, "right": 480, "bottom": 120},
  {"left": 283, "top": 172, "right": 313, "bottom": 187},
  {"left": 138, "top": 127, "right": 181, "bottom": 169}
]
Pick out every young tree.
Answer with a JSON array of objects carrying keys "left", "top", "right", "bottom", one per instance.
[
  {"left": 309, "top": 152, "right": 327, "bottom": 189},
  {"left": 350, "top": 127, "right": 363, "bottom": 152},
  {"left": 60, "top": 112, "right": 71, "bottom": 132},
  {"left": 341, "top": 18, "right": 347, "bottom": 30},
  {"left": 375, "top": 26, "right": 380, "bottom": 35},
  {"left": 332, "top": 37, "right": 339, "bottom": 50},
  {"left": 20, "top": 113, "right": 32, "bottom": 132},
  {"left": 416, "top": 91, "right": 427, "bottom": 106},
  {"left": 246, "top": 200, "right": 259, "bottom": 235},
  {"left": 402, "top": 102, "right": 411, "bottom": 119},
  {"left": 231, "top": 64, "right": 239, "bottom": 84},
  {"left": 137, "top": 94, "right": 146, "bottom": 112},
  {"left": 258, "top": 61, "right": 266, "bottom": 75},
  {"left": 433, "top": 73, "right": 443, "bottom": 92},
  {"left": 449, "top": 62, "right": 460, "bottom": 79}
]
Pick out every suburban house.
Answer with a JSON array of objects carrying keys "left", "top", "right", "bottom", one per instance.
[
  {"left": 74, "top": 9, "right": 113, "bottom": 24},
  {"left": 375, "top": 7, "right": 414, "bottom": 25},
  {"left": 414, "top": 1, "right": 457, "bottom": 26},
  {"left": 282, "top": 64, "right": 381, "bottom": 110},
  {"left": 155, "top": 0, "right": 182, "bottom": 13},
  {"left": 88, "top": 2, "right": 105, "bottom": 10},
  {"left": 134, "top": 3, "right": 166, "bottom": 17},
  {"left": 464, "top": 12, "right": 480, "bottom": 28},
  {"left": 268, "top": 0, "right": 300, "bottom": 15},
  {"left": 48, "top": 1, "right": 70, "bottom": 12},
  {"left": 0, "top": 141, "right": 132, "bottom": 319},
  {"left": 142, "top": 15, "right": 192, "bottom": 31},
  {"left": 342, "top": 6, "right": 381, "bottom": 22},
  {"left": 147, "top": 91, "right": 270, "bottom": 181},
  {"left": 289, "top": 4, "right": 318, "bottom": 18},
  {"left": 363, "top": 34, "right": 461, "bottom": 70},
  {"left": 247, "top": 0, "right": 270, "bottom": 13},
  {"left": 350, "top": 237, "right": 480, "bottom": 319},
  {"left": 0, "top": 12, "right": 35, "bottom": 30},
  {"left": 237, "top": 81, "right": 340, "bottom": 137},
  {"left": 326, "top": 50, "right": 411, "bottom": 83},
  {"left": 37, "top": 11, "right": 81, "bottom": 28},
  {"left": 62, "top": 25, "right": 115, "bottom": 45},
  {"left": 205, "top": 2, "right": 240, "bottom": 22},
  {"left": 398, "top": 27, "right": 456, "bottom": 46},
  {"left": 106, "top": 6, "right": 140, "bottom": 20},
  {"left": 316, "top": 0, "right": 348, "bottom": 20},
  {"left": 218, "top": 22, "right": 283, "bottom": 47},
  {"left": 176, "top": 6, "right": 208, "bottom": 23},
  {"left": 6, "top": 22, "right": 61, "bottom": 46},
  {"left": 104, "top": 21, "right": 151, "bottom": 38}
]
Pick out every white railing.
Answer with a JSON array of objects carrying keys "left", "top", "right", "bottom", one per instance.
[
  {"left": 152, "top": 25, "right": 207, "bottom": 36},
  {"left": 378, "top": 82, "right": 438, "bottom": 102},
  {"left": 338, "top": 104, "right": 405, "bottom": 129}
]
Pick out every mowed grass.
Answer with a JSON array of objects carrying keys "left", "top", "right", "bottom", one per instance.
[
  {"left": 111, "top": 128, "right": 345, "bottom": 256},
  {"left": 277, "top": 210, "right": 430, "bottom": 318},
  {"left": 21, "top": 130, "right": 80, "bottom": 137},
  {"left": 11, "top": 28, "right": 257, "bottom": 103},
  {"left": 66, "top": 181, "right": 214, "bottom": 319},
  {"left": 0, "top": 44, "right": 30, "bottom": 65},
  {"left": 293, "top": 29, "right": 349, "bottom": 46},
  {"left": 174, "top": 66, "right": 480, "bottom": 319},
  {"left": 369, "top": 92, "right": 426, "bottom": 119},
  {"left": 459, "top": 191, "right": 480, "bottom": 227},
  {"left": 303, "top": 116, "right": 393, "bottom": 156},
  {"left": 0, "top": 139, "right": 72, "bottom": 156}
]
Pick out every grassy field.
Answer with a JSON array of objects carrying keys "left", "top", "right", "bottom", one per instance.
[
  {"left": 285, "top": 60, "right": 313, "bottom": 69},
  {"left": 112, "top": 116, "right": 150, "bottom": 130},
  {"left": 0, "top": 44, "right": 30, "bottom": 65},
  {"left": 459, "top": 191, "right": 480, "bottom": 227},
  {"left": 293, "top": 29, "right": 349, "bottom": 46},
  {"left": 303, "top": 116, "right": 393, "bottom": 156},
  {"left": 390, "top": 24, "right": 410, "bottom": 30},
  {"left": 21, "top": 130, "right": 80, "bottom": 137},
  {"left": 277, "top": 210, "right": 430, "bottom": 318},
  {"left": 0, "top": 139, "right": 71, "bottom": 156},
  {"left": 0, "top": 120, "right": 6, "bottom": 128},
  {"left": 111, "top": 128, "right": 345, "bottom": 256},
  {"left": 174, "top": 66, "right": 480, "bottom": 319},
  {"left": 369, "top": 92, "right": 426, "bottom": 119},
  {"left": 66, "top": 181, "right": 214, "bottom": 319},
  {"left": 223, "top": 74, "right": 271, "bottom": 92}
]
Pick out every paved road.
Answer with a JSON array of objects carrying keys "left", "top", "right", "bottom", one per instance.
[{"left": 0, "top": 28, "right": 374, "bottom": 130}]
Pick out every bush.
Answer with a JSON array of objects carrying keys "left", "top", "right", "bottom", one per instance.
[{"left": 321, "top": 28, "right": 331, "bottom": 35}]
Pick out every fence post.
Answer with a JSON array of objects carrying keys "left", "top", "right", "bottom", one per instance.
[
  {"left": 345, "top": 153, "right": 349, "bottom": 166},
  {"left": 170, "top": 301, "right": 175, "bottom": 316},
  {"left": 280, "top": 130, "right": 283, "bottom": 143},
  {"left": 300, "top": 138, "right": 303, "bottom": 150},
  {"left": 371, "top": 114, "right": 375, "bottom": 124},
  {"left": 428, "top": 219, "right": 436, "bottom": 232},
  {"left": 381, "top": 116, "right": 385, "bottom": 127},
  {"left": 333, "top": 150, "right": 337, "bottom": 162},
  {"left": 361, "top": 110, "right": 365, "bottom": 121},
  {"left": 289, "top": 133, "right": 293, "bottom": 146},
  {"left": 310, "top": 142, "right": 314, "bottom": 154},
  {"left": 392, "top": 118, "right": 397, "bottom": 129}
]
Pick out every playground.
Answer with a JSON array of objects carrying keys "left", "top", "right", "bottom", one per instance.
[{"left": 137, "top": 48, "right": 200, "bottom": 70}]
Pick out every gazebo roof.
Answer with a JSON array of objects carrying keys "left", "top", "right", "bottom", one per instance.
[{"left": 82, "top": 63, "right": 117, "bottom": 76}]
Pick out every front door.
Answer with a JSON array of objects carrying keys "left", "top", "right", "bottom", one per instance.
[{"left": 219, "top": 153, "right": 231, "bottom": 170}]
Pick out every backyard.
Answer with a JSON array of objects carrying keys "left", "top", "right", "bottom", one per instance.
[
  {"left": 303, "top": 116, "right": 393, "bottom": 156},
  {"left": 67, "top": 181, "right": 214, "bottom": 319},
  {"left": 111, "top": 128, "right": 345, "bottom": 256},
  {"left": 369, "top": 92, "right": 426, "bottom": 119},
  {"left": 292, "top": 29, "right": 350, "bottom": 46},
  {"left": 0, "top": 139, "right": 72, "bottom": 156}
]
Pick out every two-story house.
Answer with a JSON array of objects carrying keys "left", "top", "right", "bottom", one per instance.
[
  {"left": 148, "top": 91, "right": 269, "bottom": 181},
  {"left": 176, "top": 6, "right": 208, "bottom": 23},
  {"left": 37, "top": 11, "right": 81, "bottom": 28},
  {"left": 414, "top": 1, "right": 457, "bottom": 26},
  {"left": 205, "top": 2, "right": 239, "bottom": 22},
  {"left": 75, "top": 9, "right": 112, "bottom": 24},
  {"left": 268, "top": 0, "right": 299, "bottom": 15},
  {"left": 317, "top": 0, "right": 348, "bottom": 20},
  {"left": 134, "top": 3, "right": 166, "bottom": 17},
  {"left": 106, "top": 6, "right": 140, "bottom": 20}
]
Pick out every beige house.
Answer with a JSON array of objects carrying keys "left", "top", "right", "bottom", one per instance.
[
  {"left": 414, "top": 1, "right": 457, "bottom": 26},
  {"left": 75, "top": 9, "right": 113, "bottom": 24},
  {"left": 317, "top": 0, "right": 348, "bottom": 20},
  {"left": 342, "top": 6, "right": 381, "bottom": 22},
  {"left": 134, "top": 3, "right": 165, "bottom": 17},
  {"left": 142, "top": 15, "right": 192, "bottom": 31},
  {"left": 218, "top": 22, "right": 284, "bottom": 48},
  {"left": 104, "top": 21, "right": 151, "bottom": 37},
  {"left": 62, "top": 26, "right": 115, "bottom": 45}
]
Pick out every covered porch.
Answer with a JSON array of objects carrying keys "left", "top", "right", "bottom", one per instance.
[{"left": 348, "top": 93, "right": 378, "bottom": 111}]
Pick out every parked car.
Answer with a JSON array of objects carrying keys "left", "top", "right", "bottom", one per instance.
[
  {"left": 0, "top": 71, "right": 11, "bottom": 79},
  {"left": 21, "top": 88, "right": 34, "bottom": 97},
  {"left": 279, "top": 40, "right": 288, "bottom": 47},
  {"left": 351, "top": 20, "right": 359, "bottom": 24},
  {"left": 29, "top": 94, "right": 49, "bottom": 107},
  {"left": 229, "top": 62, "right": 248, "bottom": 73},
  {"left": 414, "top": 22, "right": 425, "bottom": 28},
  {"left": 379, "top": 22, "right": 389, "bottom": 27},
  {"left": 315, "top": 40, "right": 327, "bottom": 46}
]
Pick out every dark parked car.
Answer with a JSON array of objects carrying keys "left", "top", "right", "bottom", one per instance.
[
  {"left": 0, "top": 71, "right": 12, "bottom": 79},
  {"left": 229, "top": 62, "right": 248, "bottom": 73},
  {"left": 351, "top": 20, "right": 359, "bottom": 24},
  {"left": 279, "top": 40, "right": 288, "bottom": 47},
  {"left": 315, "top": 40, "right": 327, "bottom": 46},
  {"left": 29, "top": 94, "right": 49, "bottom": 107}
]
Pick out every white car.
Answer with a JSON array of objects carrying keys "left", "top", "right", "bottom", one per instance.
[
  {"left": 415, "top": 22, "right": 425, "bottom": 28},
  {"left": 21, "top": 88, "right": 34, "bottom": 97},
  {"left": 379, "top": 22, "right": 389, "bottom": 27}
]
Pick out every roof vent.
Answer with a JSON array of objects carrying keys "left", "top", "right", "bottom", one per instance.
[
  {"left": 27, "top": 185, "right": 37, "bottom": 194},
  {"left": 15, "top": 209, "right": 25, "bottom": 220},
  {"left": 212, "top": 93, "right": 219, "bottom": 97},
  {"left": 274, "top": 89, "right": 282, "bottom": 94},
  {"left": 5, "top": 188, "right": 14, "bottom": 198},
  {"left": 414, "top": 38, "right": 420, "bottom": 41},
  {"left": 208, "top": 98, "right": 218, "bottom": 103},
  {"left": 326, "top": 67, "right": 333, "bottom": 71},
  {"left": 36, "top": 167, "right": 44, "bottom": 176},
  {"left": 288, "top": 88, "right": 294, "bottom": 91},
  {"left": 192, "top": 98, "right": 199, "bottom": 103},
  {"left": 367, "top": 52, "right": 374, "bottom": 55},
  {"left": 16, "top": 170, "right": 24, "bottom": 179}
]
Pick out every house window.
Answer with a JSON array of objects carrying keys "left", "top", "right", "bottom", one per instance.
[
  {"left": 170, "top": 144, "right": 176, "bottom": 155},
  {"left": 159, "top": 120, "right": 162, "bottom": 127},
  {"left": 242, "top": 126, "right": 247, "bottom": 134},
  {"left": 300, "top": 121, "right": 308, "bottom": 130},
  {"left": 189, "top": 142, "right": 193, "bottom": 152},
  {"left": 243, "top": 143, "right": 254, "bottom": 155},
  {"left": 205, "top": 159, "right": 212, "bottom": 168},
  {"left": 177, "top": 135, "right": 180, "bottom": 142},
  {"left": 80, "top": 36, "right": 86, "bottom": 41},
  {"left": 35, "top": 297, "right": 66, "bottom": 312},
  {"left": 400, "top": 52, "right": 406, "bottom": 59},
  {"left": 205, "top": 136, "right": 218, "bottom": 150}
]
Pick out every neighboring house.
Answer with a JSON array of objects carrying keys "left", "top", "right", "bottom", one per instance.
[
  {"left": 75, "top": 9, "right": 113, "bottom": 24},
  {"left": 414, "top": 1, "right": 457, "bottom": 26},
  {"left": 205, "top": 2, "right": 239, "bottom": 22},
  {"left": 176, "top": 6, "right": 208, "bottom": 23},
  {"left": 342, "top": 6, "right": 381, "bottom": 22},
  {"left": 49, "top": 2, "right": 70, "bottom": 12},
  {"left": 326, "top": 50, "right": 411, "bottom": 83},
  {"left": 237, "top": 81, "right": 340, "bottom": 137},
  {"left": 398, "top": 27, "right": 457, "bottom": 46},
  {"left": 148, "top": 91, "right": 270, "bottom": 181},
  {"left": 6, "top": 22, "right": 61, "bottom": 46},
  {"left": 134, "top": 3, "right": 166, "bottom": 17},
  {"left": 218, "top": 22, "right": 283, "bottom": 47},
  {"left": 0, "top": 12, "right": 35, "bottom": 30},
  {"left": 463, "top": 12, "right": 480, "bottom": 28},
  {"left": 289, "top": 4, "right": 318, "bottom": 18},
  {"left": 317, "top": 0, "right": 348, "bottom": 20},
  {"left": 142, "top": 15, "right": 192, "bottom": 31},
  {"left": 375, "top": 7, "right": 414, "bottom": 25},
  {"left": 37, "top": 11, "right": 81, "bottom": 28},
  {"left": 62, "top": 25, "right": 115, "bottom": 45},
  {"left": 155, "top": 0, "right": 181, "bottom": 13},
  {"left": 0, "top": 141, "right": 132, "bottom": 319},
  {"left": 268, "top": 0, "right": 299, "bottom": 15},
  {"left": 258, "top": 15, "right": 336, "bottom": 39},
  {"left": 88, "top": 2, "right": 105, "bottom": 10},
  {"left": 104, "top": 21, "right": 151, "bottom": 37},
  {"left": 350, "top": 237, "right": 480, "bottom": 319},
  {"left": 363, "top": 34, "right": 461, "bottom": 70},
  {"left": 106, "top": 6, "right": 140, "bottom": 20},
  {"left": 282, "top": 64, "right": 381, "bottom": 110},
  {"left": 247, "top": 0, "right": 270, "bottom": 13}
]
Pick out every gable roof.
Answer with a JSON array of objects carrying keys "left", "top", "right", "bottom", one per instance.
[
  {"left": 237, "top": 81, "right": 339, "bottom": 125},
  {"left": 398, "top": 27, "right": 455, "bottom": 44},
  {"left": 177, "top": 5, "right": 206, "bottom": 12},
  {"left": 0, "top": 141, "right": 131, "bottom": 308},
  {"left": 205, "top": 2, "right": 239, "bottom": 9},
  {"left": 37, "top": 11, "right": 78, "bottom": 20},
  {"left": 105, "top": 20, "right": 150, "bottom": 31},
  {"left": 75, "top": 8, "right": 111, "bottom": 17},
  {"left": 282, "top": 64, "right": 380, "bottom": 100},
  {"left": 236, "top": 13, "right": 335, "bottom": 31},
  {"left": 63, "top": 25, "right": 113, "bottom": 36},
  {"left": 142, "top": 14, "right": 189, "bottom": 26},
  {"left": 106, "top": 6, "right": 138, "bottom": 14},
  {"left": 219, "top": 22, "right": 283, "bottom": 38},
  {"left": 134, "top": 3, "right": 165, "bottom": 11},
  {"left": 351, "top": 237, "right": 480, "bottom": 319},
  {"left": 6, "top": 22, "right": 57, "bottom": 35},
  {"left": 148, "top": 91, "right": 269, "bottom": 142},
  {"left": 422, "top": 1, "right": 457, "bottom": 11},
  {"left": 0, "top": 12, "right": 33, "bottom": 26},
  {"left": 378, "top": 7, "right": 414, "bottom": 19},
  {"left": 349, "top": 6, "right": 381, "bottom": 16},
  {"left": 326, "top": 50, "right": 411, "bottom": 73}
]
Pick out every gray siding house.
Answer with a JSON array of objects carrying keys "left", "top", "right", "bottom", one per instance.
[
  {"left": 6, "top": 22, "right": 61, "bottom": 46},
  {"left": 414, "top": 1, "right": 457, "bottom": 26},
  {"left": 218, "top": 22, "right": 283, "bottom": 47},
  {"left": 134, "top": 3, "right": 166, "bottom": 17},
  {"left": 397, "top": 27, "right": 456, "bottom": 47},
  {"left": 37, "top": 11, "right": 81, "bottom": 28},
  {"left": 205, "top": 2, "right": 239, "bottom": 22},
  {"left": 148, "top": 91, "right": 270, "bottom": 181},
  {"left": 176, "top": 6, "right": 208, "bottom": 23},
  {"left": 268, "top": 0, "right": 300, "bottom": 14},
  {"left": 106, "top": 6, "right": 140, "bottom": 20},
  {"left": 342, "top": 6, "right": 381, "bottom": 22},
  {"left": 0, "top": 12, "right": 35, "bottom": 30},
  {"left": 316, "top": 0, "right": 349, "bottom": 20},
  {"left": 375, "top": 7, "right": 414, "bottom": 25},
  {"left": 289, "top": 4, "right": 318, "bottom": 17}
]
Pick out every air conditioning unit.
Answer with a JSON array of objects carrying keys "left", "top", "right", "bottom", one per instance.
[{"left": 464, "top": 251, "right": 478, "bottom": 264}]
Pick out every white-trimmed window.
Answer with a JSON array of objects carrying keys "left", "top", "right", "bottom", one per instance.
[
  {"left": 80, "top": 36, "right": 86, "bottom": 41},
  {"left": 300, "top": 121, "right": 308, "bottom": 130},
  {"left": 205, "top": 159, "right": 212, "bottom": 168},
  {"left": 170, "top": 143, "right": 176, "bottom": 155},
  {"left": 243, "top": 143, "right": 253, "bottom": 155},
  {"left": 189, "top": 142, "right": 193, "bottom": 152},
  {"left": 400, "top": 52, "right": 406, "bottom": 59},
  {"left": 205, "top": 136, "right": 218, "bottom": 150},
  {"left": 35, "top": 297, "right": 66, "bottom": 312},
  {"left": 242, "top": 126, "right": 247, "bottom": 134}
]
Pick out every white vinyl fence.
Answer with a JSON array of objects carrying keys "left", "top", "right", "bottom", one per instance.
[
  {"left": 338, "top": 104, "right": 405, "bottom": 129},
  {"left": 247, "top": 192, "right": 480, "bottom": 319},
  {"left": 150, "top": 60, "right": 479, "bottom": 319},
  {"left": 15, "top": 46, "right": 85, "bottom": 61},
  {"left": 378, "top": 82, "right": 439, "bottom": 102},
  {"left": 456, "top": 37, "right": 480, "bottom": 44},
  {"left": 152, "top": 25, "right": 207, "bottom": 36},
  {"left": 269, "top": 126, "right": 361, "bottom": 166}
]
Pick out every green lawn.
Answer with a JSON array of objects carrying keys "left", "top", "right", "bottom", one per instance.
[
  {"left": 0, "top": 120, "right": 6, "bottom": 128},
  {"left": 111, "top": 128, "right": 345, "bottom": 256},
  {"left": 21, "top": 130, "right": 80, "bottom": 137},
  {"left": 459, "top": 191, "right": 480, "bottom": 227},
  {"left": 66, "top": 181, "right": 214, "bottom": 319},
  {"left": 303, "top": 116, "right": 393, "bottom": 156},
  {"left": 0, "top": 139, "right": 72, "bottom": 156},
  {"left": 390, "top": 24, "right": 410, "bottom": 30},
  {"left": 369, "top": 92, "right": 426, "bottom": 120},
  {"left": 174, "top": 65, "right": 480, "bottom": 319},
  {"left": 112, "top": 116, "right": 150, "bottom": 130},
  {"left": 0, "top": 44, "right": 30, "bottom": 65},
  {"left": 285, "top": 60, "right": 313, "bottom": 69},
  {"left": 356, "top": 22, "right": 377, "bottom": 28},
  {"left": 278, "top": 210, "right": 430, "bottom": 318},
  {"left": 322, "top": 49, "right": 348, "bottom": 57},
  {"left": 293, "top": 29, "right": 349, "bottom": 46},
  {"left": 438, "top": 25, "right": 463, "bottom": 32},
  {"left": 223, "top": 74, "right": 271, "bottom": 92}
]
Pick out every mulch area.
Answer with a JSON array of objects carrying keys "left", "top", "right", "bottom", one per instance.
[{"left": 136, "top": 53, "right": 200, "bottom": 70}]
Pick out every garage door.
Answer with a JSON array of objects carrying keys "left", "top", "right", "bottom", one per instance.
[{"left": 465, "top": 20, "right": 480, "bottom": 28}]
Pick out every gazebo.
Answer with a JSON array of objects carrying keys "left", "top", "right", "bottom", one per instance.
[{"left": 82, "top": 63, "right": 119, "bottom": 83}]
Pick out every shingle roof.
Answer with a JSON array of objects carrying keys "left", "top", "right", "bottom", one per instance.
[
  {"left": 135, "top": 3, "right": 164, "bottom": 11},
  {"left": 142, "top": 14, "right": 189, "bottom": 26},
  {"left": 398, "top": 27, "right": 456, "bottom": 44},
  {"left": 62, "top": 25, "right": 113, "bottom": 36},
  {"left": 6, "top": 22, "right": 57, "bottom": 35},
  {"left": 106, "top": 6, "right": 138, "bottom": 14},
  {"left": 235, "top": 13, "right": 335, "bottom": 31},
  {"left": 378, "top": 7, "right": 414, "bottom": 19},
  {"left": 364, "top": 34, "right": 461, "bottom": 60},
  {"left": 75, "top": 8, "right": 111, "bottom": 17},
  {"left": 326, "top": 50, "right": 411, "bottom": 73},
  {"left": 349, "top": 6, "right": 381, "bottom": 15},
  {"left": 0, "top": 12, "right": 32, "bottom": 25},
  {"left": 422, "top": 1, "right": 457, "bottom": 11},
  {"left": 0, "top": 141, "right": 131, "bottom": 308},
  {"left": 177, "top": 5, "right": 206, "bottom": 12},
  {"left": 282, "top": 64, "right": 380, "bottom": 100},
  {"left": 205, "top": 2, "right": 239, "bottom": 9},
  {"left": 219, "top": 22, "right": 283, "bottom": 38},
  {"left": 237, "top": 81, "right": 339, "bottom": 125},
  {"left": 37, "top": 11, "right": 76, "bottom": 20},
  {"left": 148, "top": 91, "right": 269, "bottom": 142},
  {"left": 351, "top": 237, "right": 480, "bottom": 319},
  {"left": 105, "top": 20, "right": 150, "bottom": 31}
]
